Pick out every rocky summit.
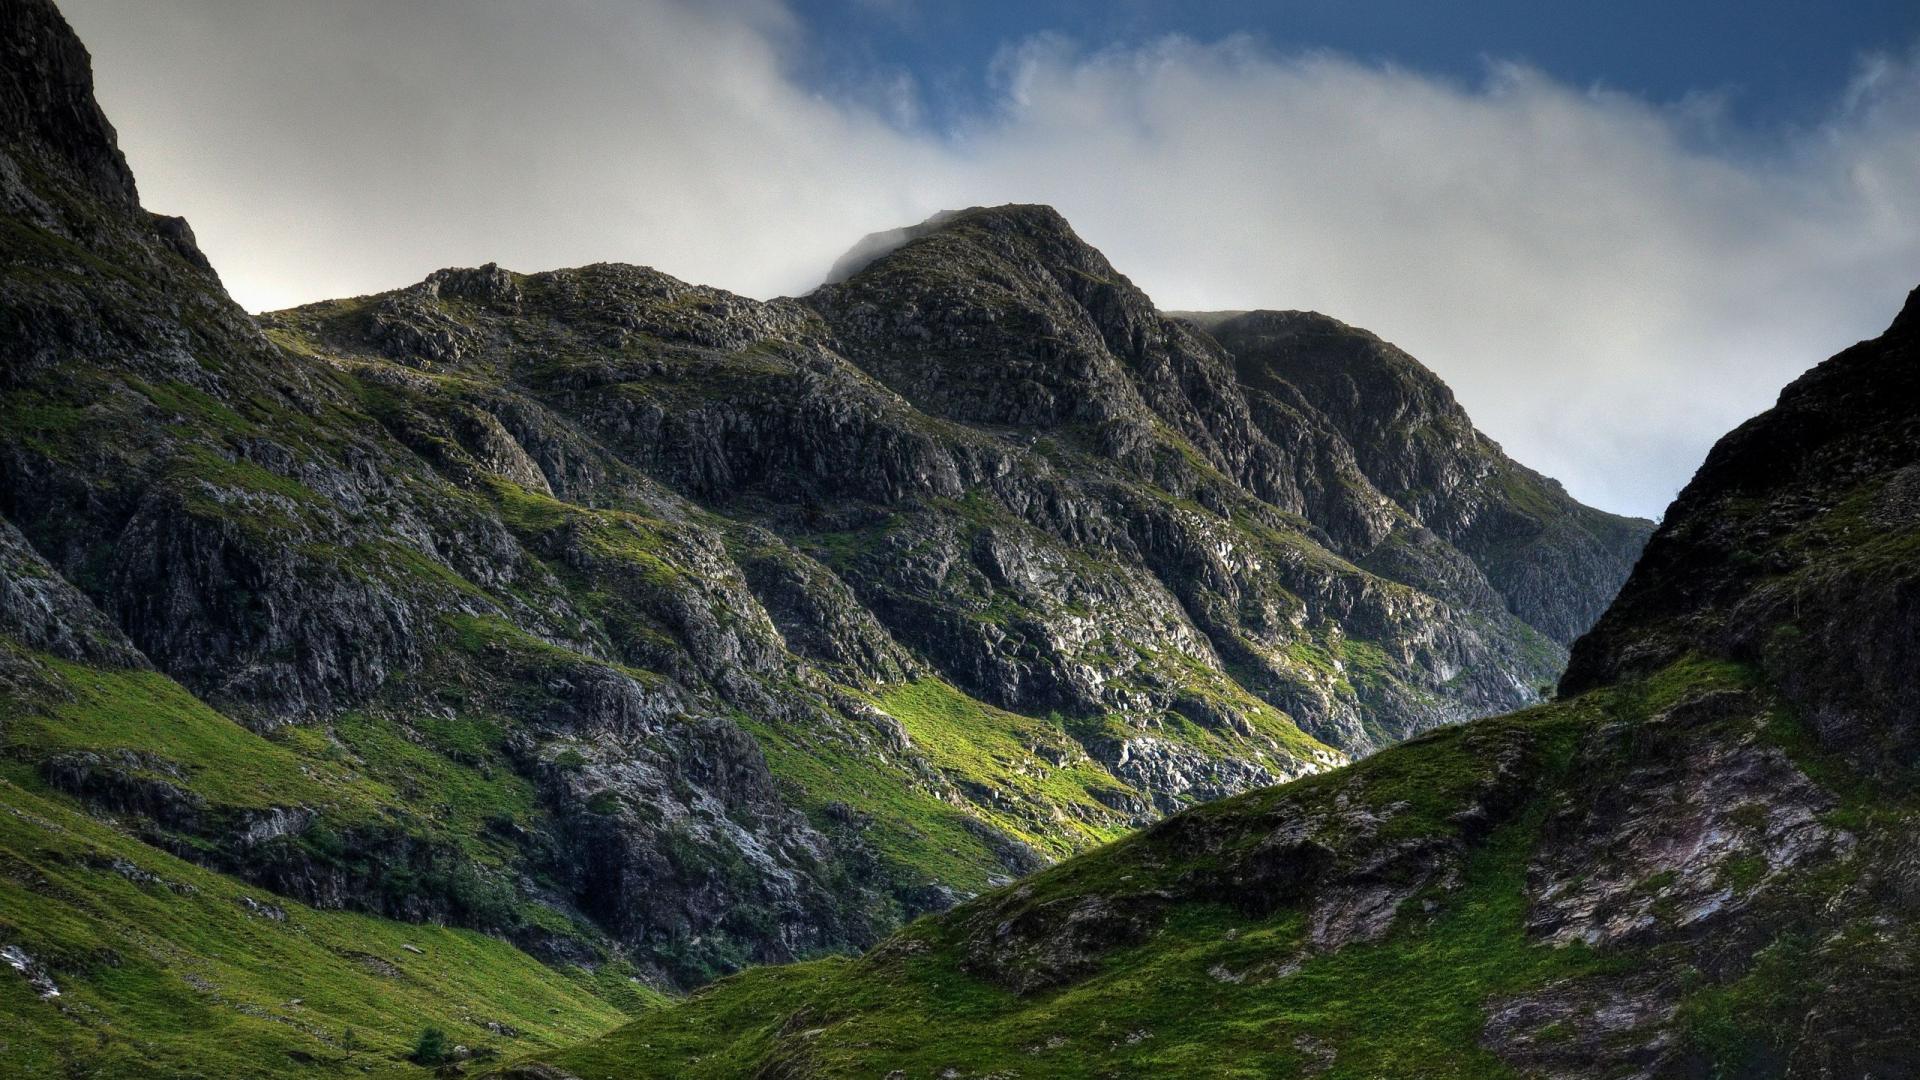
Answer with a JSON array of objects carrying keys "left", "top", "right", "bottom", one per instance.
[{"left": 36, "top": 1, "right": 1920, "bottom": 1076}]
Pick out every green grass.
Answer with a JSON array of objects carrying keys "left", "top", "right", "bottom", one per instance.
[
  {"left": 320, "top": 709, "right": 540, "bottom": 867},
  {"left": 734, "top": 708, "right": 1025, "bottom": 894},
  {"left": 0, "top": 384, "right": 104, "bottom": 458},
  {"left": 490, "top": 478, "right": 685, "bottom": 587},
  {"left": 130, "top": 378, "right": 252, "bottom": 439},
  {"left": 335, "top": 540, "right": 490, "bottom": 599},
  {"left": 871, "top": 679, "right": 1134, "bottom": 857},
  {"left": 0, "top": 776, "right": 626, "bottom": 1079},
  {"left": 6, "top": 654, "right": 382, "bottom": 817},
  {"left": 528, "top": 700, "right": 1605, "bottom": 1079},
  {"left": 4, "top": 643, "right": 596, "bottom": 942},
  {"left": 165, "top": 444, "right": 325, "bottom": 534},
  {"left": 439, "top": 612, "right": 662, "bottom": 692},
  {"left": 735, "top": 671, "right": 1323, "bottom": 902}
]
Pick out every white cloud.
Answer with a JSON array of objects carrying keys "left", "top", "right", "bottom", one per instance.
[{"left": 56, "top": 1, "right": 1920, "bottom": 518}]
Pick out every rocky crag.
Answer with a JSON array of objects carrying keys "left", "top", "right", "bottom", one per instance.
[
  {"left": 2, "top": 0, "right": 1650, "bottom": 1072},
  {"left": 1188, "top": 309, "right": 1649, "bottom": 646},
  {"left": 519, "top": 291, "right": 1920, "bottom": 1077}
]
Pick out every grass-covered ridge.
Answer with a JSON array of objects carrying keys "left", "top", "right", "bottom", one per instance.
[
  {"left": 534, "top": 818, "right": 1599, "bottom": 1079},
  {"left": 871, "top": 678, "right": 1133, "bottom": 855},
  {"left": 507, "top": 655, "right": 1893, "bottom": 1077}
]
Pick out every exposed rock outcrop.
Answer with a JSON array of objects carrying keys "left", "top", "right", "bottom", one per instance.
[{"left": 1193, "top": 308, "right": 1651, "bottom": 646}]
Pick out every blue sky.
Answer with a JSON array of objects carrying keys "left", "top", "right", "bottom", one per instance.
[{"left": 790, "top": 0, "right": 1920, "bottom": 132}]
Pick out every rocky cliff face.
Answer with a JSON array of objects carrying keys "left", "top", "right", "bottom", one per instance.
[
  {"left": 266, "top": 205, "right": 1639, "bottom": 757},
  {"left": 2, "top": 0, "right": 1642, "bottom": 1035},
  {"left": 1191, "top": 308, "right": 1651, "bottom": 646},
  {"left": 0, "top": 0, "right": 138, "bottom": 210},
  {"left": 521, "top": 295, "right": 1920, "bottom": 1076}
]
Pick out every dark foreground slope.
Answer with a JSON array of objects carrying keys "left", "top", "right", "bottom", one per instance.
[
  {"left": 1, "top": 0, "right": 1647, "bottom": 1041},
  {"left": 509, "top": 299, "right": 1920, "bottom": 1078}
]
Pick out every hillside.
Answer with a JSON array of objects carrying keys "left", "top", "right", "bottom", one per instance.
[
  {"left": 508, "top": 290, "right": 1920, "bottom": 1077},
  {"left": 2, "top": 0, "right": 1653, "bottom": 1073}
]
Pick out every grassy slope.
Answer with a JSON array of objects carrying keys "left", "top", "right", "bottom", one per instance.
[
  {"left": 517, "top": 658, "right": 1867, "bottom": 1078},
  {"left": 1, "top": 633, "right": 594, "bottom": 924},
  {"left": 518, "top": 715, "right": 1592, "bottom": 1077},
  {"left": 0, "top": 639, "right": 654, "bottom": 1075},
  {"left": 537, "top": 825, "right": 1590, "bottom": 1079},
  {"left": 0, "top": 773, "right": 634, "bottom": 1079}
]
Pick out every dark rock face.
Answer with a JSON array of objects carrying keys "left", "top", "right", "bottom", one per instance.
[
  {"left": 0, "top": 0, "right": 138, "bottom": 208},
  {"left": 0, "top": 0, "right": 1644, "bottom": 995},
  {"left": 1565, "top": 289, "right": 1920, "bottom": 774},
  {"left": 0, "top": 515, "right": 143, "bottom": 667}
]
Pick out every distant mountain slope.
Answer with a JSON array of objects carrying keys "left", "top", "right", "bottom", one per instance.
[
  {"left": 518, "top": 290, "right": 1920, "bottom": 1078},
  {"left": 1186, "top": 309, "right": 1652, "bottom": 645},
  {"left": 3, "top": 0, "right": 1646, "bottom": 1071}
]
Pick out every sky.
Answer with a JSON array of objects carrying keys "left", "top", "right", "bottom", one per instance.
[{"left": 56, "top": 0, "right": 1920, "bottom": 520}]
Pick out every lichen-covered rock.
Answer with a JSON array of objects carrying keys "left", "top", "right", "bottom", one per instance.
[
  {"left": 1525, "top": 689, "right": 1853, "bottom": 951},
  {"left": 1480, "top": 974, "right": 1680, "bottom": 1080}
]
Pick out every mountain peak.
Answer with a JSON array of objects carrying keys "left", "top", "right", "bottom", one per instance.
[
  {"left": 1563, "top": 281, "right": 1920, "bottom": 772},
  {"left": 819, "top": 203, "right": 1084, "bottom": 287},
  {"left": 932, "top": 201, "right": 1076, "bottom": 235},
  {"left": 1192, "top": 306, "right": 1653, "bottom": 644},
  {"left": 1174, "top": 307, "right": 1372, "bottom": 339},
  {"left": 803, "top": 202, "right": 1167, "bottom": 438}
]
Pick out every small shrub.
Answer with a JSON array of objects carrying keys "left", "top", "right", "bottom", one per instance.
[{"left": 411, "top": 1026, "right": 448, "bottom": 1066}]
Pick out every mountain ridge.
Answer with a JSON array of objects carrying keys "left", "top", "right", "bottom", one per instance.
[{"left": 1197, "top": 306, "right": 1651, "bottom": 644}]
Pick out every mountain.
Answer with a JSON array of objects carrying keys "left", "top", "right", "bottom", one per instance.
[
  {"left": 515, "top": 293, "right": 1920, "bottom": 1077},
  {"left": 1, "top": 1, "right": 1650, "bottom": 1073},
  {"left": 1188, "top": 309, "right": 1650, "bottom": 646}
]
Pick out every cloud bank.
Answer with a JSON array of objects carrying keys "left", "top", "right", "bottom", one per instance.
[{"left": 58, "top": 0, "right": 1920, "bottom": 518}]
